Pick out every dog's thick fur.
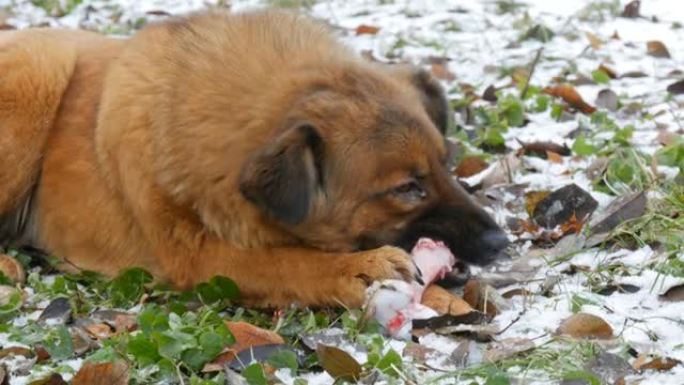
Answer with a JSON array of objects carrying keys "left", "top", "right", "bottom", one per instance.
[{"left": 0, "top": 11, "right": 507, "bottom": 308}]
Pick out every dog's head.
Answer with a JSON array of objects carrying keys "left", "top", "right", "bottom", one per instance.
[{"left": 239, "top": 62, "right": 508, "bottom": 266}]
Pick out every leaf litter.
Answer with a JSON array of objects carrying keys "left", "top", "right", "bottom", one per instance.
[{"left": 1, "top": 0, "right": 684, "bottom": 384}]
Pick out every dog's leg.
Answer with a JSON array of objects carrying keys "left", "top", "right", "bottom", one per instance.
[
  {"left": 0, "top": 31, "right": 76, "bottom": 214},
  {"left": 161, "top": 238, "right": 417, "bottom": 309}
]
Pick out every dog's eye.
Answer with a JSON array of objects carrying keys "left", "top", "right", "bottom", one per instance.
[{"left": 392, "top": 180, "right": 426, "bottom": 201}]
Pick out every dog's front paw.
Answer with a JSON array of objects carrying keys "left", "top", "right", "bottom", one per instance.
[{"left": 332, "top": 246, "right": 420, "bottom": 307}]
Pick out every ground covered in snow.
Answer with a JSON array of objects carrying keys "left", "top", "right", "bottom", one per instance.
[{"left": 0, "top": 0, "right": 683, "bottom": 384}]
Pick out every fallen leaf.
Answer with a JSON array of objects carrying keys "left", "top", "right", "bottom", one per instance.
[
  {"left": 145, "top": 10, "right": 171, "bottom": 16},
  {"left": 596, "top": 283, "right": 640, "bottom": 296},
  {"left": 206, "top": 321, "right": 284, "bottom": 370},
  {"left": 421, "top": 284, "right": 474, "bottom": 316},
  {"left": 0, "top": 254, "right": 25, "bottom": 284},
  {"left": 83, "top": 323, "right": 113, "bottom": 340},
  {"left": 517, "top": 140, "right": 571, "bottom": 158},
  {"left": 660, "top": 284, "right": 684, "bottom": 302},
  {"left": 666, "top": 79, "right": 684, "bottom": 95},
  {"left": 38, "top": 297, "right": 72, "bottom": 326},
  {"left": 301, "top": 329, "right": 360, "bottom": 352},
  {"left": 463, "top": 279, "right": 507, "bottom": 318},
  {"left": 501, "top": 288, "right": 533, "bottom": 298},
  {"left": 595, "top": 89, "right": 618, "bottom": 111},
  {"left": 482, "top": 85, "right": 498, "bottom": 102},
  {"left": 621, "top": 0, "right": 641, "bottom": 18},
  {"left": 559, "top": 213, "right": 585, "bottom": 236},
  {"left": 481, "top": 153, "right": 522, "bottom": 188},
  {"left": 431, "top": 62, "right": 456, "bottom": 82},
  {"left": 223, "top": 344, "right": 300, "bottom": 372},
  {"left": 484, "top": 338, "right": 535, "bottom": 362},
  {"left": 557, "top": 313, "right": 613, "bottom": 339},
  {"left": 532, "top": 184, "right": 598, "bottom": 229},
  {"left": 72, "top": 361, "right": 128, "bottom": 385},
  {"left": 0, "top": 346, "right": 34, "bottom": 359},
  {"left": 634, "top": 355, "right": 681, "bottom": 372},
  {"left": 316, "top": 344, "right": 362, "bottom": 382},
  {"left": 590, "top": 191, "right": 647, "bottom": 234},
  {"left": 544, "top": 85, "right": 596, "bottom": 114},
  {"left": 585, "top": 32, "right": 603, "bottom": 50},
  {"left": 647, "top": 41, "right": 671, "bottom": 58},
  {"left": 524, "top": 191, "right": 551, "bottom": 216},
  {"left": 402, "top": 342, "right": 438, "bottom": 362},
  {"left": 355, "top": 24, "right": 380, "bottom": 35},
  {"left": 546, "top": 151, "right": 563, "bottom": 163},
  {"left": 620, "top": 70, "right": 648, "bottom": 78},
  {"left": 89, "top": 310, "right": 137, "bottom": 334},
  {"left": 412, "top": 311, "right": 486, "bottom": 331},
  {"left": 27, "top": 374, "right": 67, "bottom": 385},
  {"left": 584, "top": 350, "right": 634, "bottom": 384},
  {"left": 454, "top": 156, "right": 489, "bottom": 178},
  {"left": 597, "top": 64, "right": 617, "bottom": 79}
]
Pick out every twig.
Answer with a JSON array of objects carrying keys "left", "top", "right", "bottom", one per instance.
[
  {"left": 521, "top": 47, "right": 544, "bottom": 100},
  {"left": 496, "top": 309, "right": 526, "bottom": 335}
]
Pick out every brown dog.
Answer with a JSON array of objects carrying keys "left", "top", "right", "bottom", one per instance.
[{"left": 0, "top": 10, "right": 507, "bottom": 308}]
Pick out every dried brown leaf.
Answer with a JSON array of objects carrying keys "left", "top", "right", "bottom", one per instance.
[
  {"left": 463, "top": 279, "right": 507, "bottom": 318},
  {"left": 557, "top": 312, "right": 613, "bottom": 339},
  {"left": 482, "top": 85, "right": 498, "bottom": 102},
  {"left": 0, "top": 254, "right": 25, "bottom": 284},
  {"left": 660, "top": 284, "right": 684, "bottom": 302},
  {"left": 207, "top": 321, "right": 284, "bottom": 370},
  {"left": 647, "top": 41, "right": 671, "bottom": 58},
  {"left": 621, "top": 0, "right": 641, "bottom": 18},
  {"left": 666, "top": 79, "right": 684, "bottom": 95},
  {"left": 517, "top": 140, "right": 571, "bottom": 158},
  {"left": 543, "top": 85, "right": 596, "bottom": 114},
  {"left": 524, "top": 191, "right": 550, "bottom": 216},
  {"left": 546, "top": 151, "right": 563, "bottom": 164},
  {"left": 316, "top": 344, "right": 362, "bottom": 382},
  {"left": 355, "top": 24, "right": 380, "bottom": 35},
  {"left": 634, "top": 355, "right": 681, "bottom": 372},
  {"left": 421, "top": 284, "right": 474, "bottom": 316},
  {"left": 585, "top": 32, "right": 603, "bottom": 50},
  {"left": 454, "top": 156, "right": 489, "bottom": 178},
  {"left": 83, "top": 323, "right": 113, "bottom": 340},
  {"left": 72, "top": 361, "right": 128, "bottom": 385},
  {"left": 597, "top": 64, "right": 618, "bottom": 79}
]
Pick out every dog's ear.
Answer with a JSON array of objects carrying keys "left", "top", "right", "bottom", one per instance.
[
  {"left": 239, "top": 123, "right": 324, "bottom": 225},
  {"left": 391, "top": 65, "right": 451, "bottom": 135}
]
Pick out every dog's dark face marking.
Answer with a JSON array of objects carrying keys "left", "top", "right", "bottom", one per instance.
[{"left": 239, "top": 64, "right": 508, "bottom": 265}]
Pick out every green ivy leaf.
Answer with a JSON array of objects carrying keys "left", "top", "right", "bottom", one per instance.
[
  {"left": 376, "top": 349, "right": 402, "bottom": 377},
  {"left": 572, "top": 134, "right": 598, "bottom": 156},
  {"left": 562, "top": 370, "right": 601, "bottom": 385},
  {"left": 591, "top": 70, "right": 611, "bottom": 84},
  {"left": 43, "top": 325, "right": 74, "bottom": 360},
  {"left": 243, "top": 363, "right": 268, "bottom": 385},
  {"left": 106, "top": 268, "right": 153, "bottom": 308},
  {"left": 127, "top": 333, "right": 161, "bottom": 366},
  {"left": 267, "top": 349, "right": 299, "bottom": 371},
  {"left": 195, "top": 276, "right": 240, "bottom": 304}
]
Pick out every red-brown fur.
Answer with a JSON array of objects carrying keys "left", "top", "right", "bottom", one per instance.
[{"left": 0, "top": 10, "right": 504, "bottom": 308}]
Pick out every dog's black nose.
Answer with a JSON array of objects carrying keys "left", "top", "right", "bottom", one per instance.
[{"left": 480, "top": 230, "right": 509, "bottom": 255}]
